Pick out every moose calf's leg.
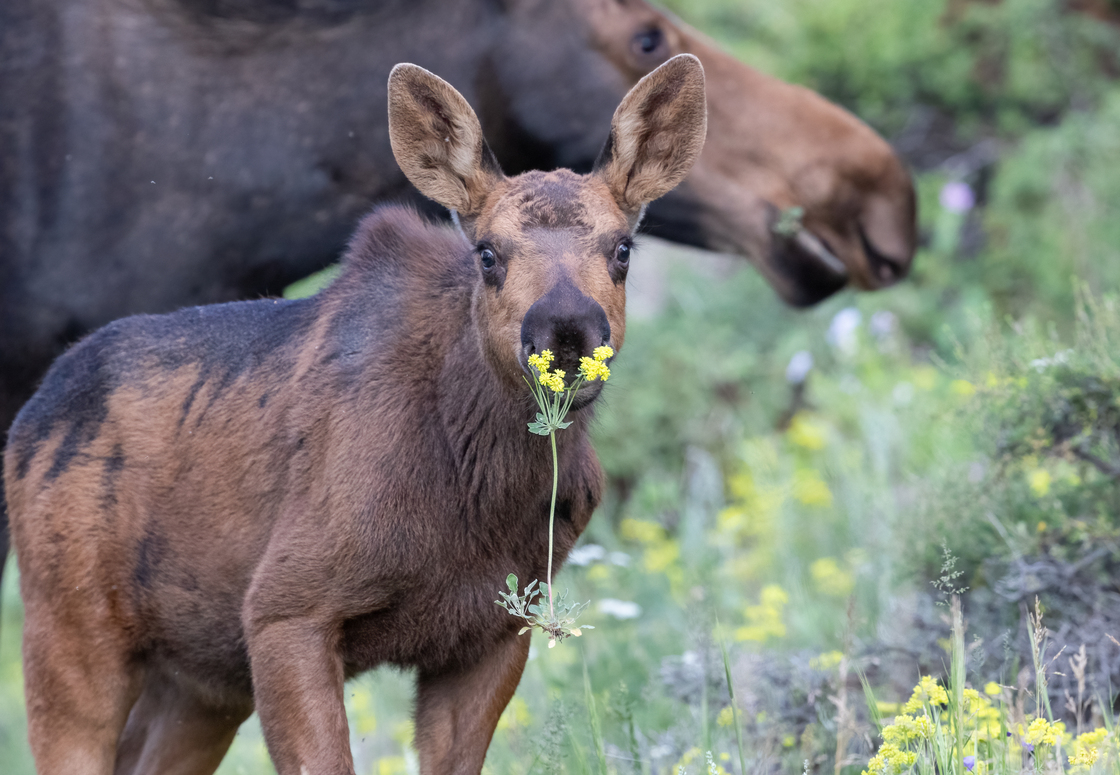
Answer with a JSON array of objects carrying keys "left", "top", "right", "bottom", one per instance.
[
  {"left": 414, "top": 633, "right": 531, "bottom": 775},
  {"left": 247, "top": 617, "right": 354, "bottom": 775},
  {"left": 21, "top": 607, "right": 141, "bottom": 775},
  {"left": 114, "top": 671, "right": 252, "bottom": 775}
]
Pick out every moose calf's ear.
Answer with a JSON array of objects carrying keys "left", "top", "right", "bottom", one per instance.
[
  {"left": 388, "top": 64, "right": 503, "bottom": 218},
  {"left": 596, "top": 54, "right": 707, "bottom": 222}
]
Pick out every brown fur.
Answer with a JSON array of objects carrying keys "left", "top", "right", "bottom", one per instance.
[{"left": 4, "top": 56, "right": 707, "bottom": 775}]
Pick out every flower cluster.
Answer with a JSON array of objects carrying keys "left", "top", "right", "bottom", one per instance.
[
  {"left": 1022, "top": 716, "right": 1066, "bottom": 748},
  {"left": 1070, "top": 746, "right": 1100, "bottom": 769},
  {"left": 527, "top": 345, "right": 614, "bottom": 394},
  {"left": 900, "top": 676, "right": 949, "bottom": 714},
  {"left": 579, "top": 345, "right": 614, "bottom": 382},
  {"left": 528, "top": 349, "right": 566, "bottom": 394},
  {"left": 864, "top": 742, "right": 918, "bottom": 775},
  {"left": 881, "top": 714, "right": 934, "bottom": 747},
  {"left": 1069, "top": 728, "right": 1111, "bottom": 769}
]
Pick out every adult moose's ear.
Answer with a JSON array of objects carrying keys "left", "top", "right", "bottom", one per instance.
[
  {"left": 595, "top": 54, "right": 707, "bottom": 227},
  {"left": 388, "top": 63, "right": 503, "bottom": 219}
]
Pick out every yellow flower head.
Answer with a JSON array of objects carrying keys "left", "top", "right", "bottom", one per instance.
[
  {"left": 1023, "top": 717, "right": 1065, "bottom": 747},
  {"left": 901, "top": 676, "right": 949, "bottom": 714},
  {"left": 1070, "top": 747, "right": 1099, "bottom": 769},
  {"left": 593, "top": 345, "right": 614, "bottom": 362},
  {"left": 544, "top": 370, "right": 566, "bottom": 394},
  {"left": 865, "top": 743, "right": 918, "bottom": 775},
  {"left": 527, "top": 350, "right": 554, "bottom": 373},
  {"left": 579, "top": 356, "right": 611, "bottom": 382},
  {"left": 527, "top": 350, "right": 567, "bottom": 392}
]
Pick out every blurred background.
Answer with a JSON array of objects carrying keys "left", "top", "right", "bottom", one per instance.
[{"left": 5, "top": 0, "right": 1120, "bottom": 772}]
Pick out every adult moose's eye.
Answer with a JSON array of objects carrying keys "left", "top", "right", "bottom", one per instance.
[
  {"left": 632, "top": 27, "right": 665, "bottom": 58},
  {"left": 479, "top": 247, "right": 496, "bottom": 269}
]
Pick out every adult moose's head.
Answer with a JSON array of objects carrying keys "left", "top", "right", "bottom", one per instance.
[
  {"left": 387, "top": 55, "right": 706, "bottom": 403},
  {"left": 487, "top": 0, "right": 917, "bottom": 306}
]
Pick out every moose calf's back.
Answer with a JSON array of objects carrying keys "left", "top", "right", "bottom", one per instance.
[{"left": 5, "top": 56, "right": 707, "bottom": 775}]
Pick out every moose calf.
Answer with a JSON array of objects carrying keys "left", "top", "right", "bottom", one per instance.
[{"left": 4, "top": 55, "right": 707, "bottom": 775}]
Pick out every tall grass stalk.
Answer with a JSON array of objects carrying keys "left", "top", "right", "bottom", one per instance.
[
  {"left": 583, "top": 657, "right": 608, "bottom": 775},
  {"left": 950, "top": 596, "right": 966, "bottom": 775},
  {"left": 717, "top": 621, "right": 749, "bottom": 775}
]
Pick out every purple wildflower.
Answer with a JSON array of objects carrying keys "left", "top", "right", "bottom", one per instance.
[
  {"left": 939, "top": 181, "right": 975, "bottom": 214},
  {"left": 963, "top": 755, "right": 976, "bottom": 771}
]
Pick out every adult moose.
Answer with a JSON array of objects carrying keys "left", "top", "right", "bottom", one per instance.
[
  {"left": 0, "top": 0, "right": 917, "bottom": 576},
  {"left": 6, "top": 55, "right": 707, "bottom": 774}
]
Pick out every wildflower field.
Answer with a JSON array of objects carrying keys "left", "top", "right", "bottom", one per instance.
[{"left": 5, "top": 1, "right": 1120, "bottom": 773}]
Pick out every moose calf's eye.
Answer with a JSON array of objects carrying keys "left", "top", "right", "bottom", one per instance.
[
  {"left": 615, "top": 243, "right": 631, "bottom": 265},
  {"left": 479, "top": 247, "right": 496, "bottom": 269}
]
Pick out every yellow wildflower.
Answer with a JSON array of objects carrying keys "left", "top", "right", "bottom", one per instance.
[
  {"left": 913, "top": 716, "right": 934, "bottom": 738},
  {"left": 528, "top": 349, "right": 566, "bottom": 392},
  {"left": 527, "top": 350, "right": 554, "bottom": 372},
  {"left": 787, "top": 413, "right": 827, "bottom": 450},
  {"left": 1074, "top": 728, "right": 1110, "bottom": 749},
  {"left": 810, "top": 557, "right": 854, "bottom": 598},
  {"left": 735, "top": 585, "right": 788, "bottom": 643},
  {"left": 578, "top": 356, "right": 610, "bottom": 382},
  {"left": 1029, "top": 469, "right": 1051, "bottom": 497},
  {"left": 901, "top": 676, "right": 948, "bottom": 714},
  {"left": 717, "top": 706, "right": 735, "bottom": 727},
  {"left": 951, "top": 379, "right": 976, "bottom": 397},
  {"left": 809, "top": 650, "right": 844, "bottom": 671},
  {"left": 865, "top": 743, "right": 918, "bottom": 775},
  {"left": 881, "top": 717, "right": 914, "bottom": 746},
  {"left": 984, "top": 682, "right": 1001, "bottom": 696},
  {"left": 876, "top": 701, "right": 900, "bottom": 716},
  {"left": 1023, "top": 717, "right": 1065, "bottom": 747},
  {"left": 592, "top": 345, "right": 614, "bottom": 361},
  {"left": 377, "top": 757, "right": 408, "bottom": 775},
  {"left": 642, "top": 539, "right": 679, "bottom": 573},
  {"left": 543, "top": 369, "right": 566, "bottom": 393},
  {"left": 620, "top": 518, "right": 664, "bottom": 544},
  {"left": 793, "top": 468, "right": 833, "bottom": 507},
  {"left": 1070, "top": 747, "right": 1099, "bottom": 769},
  {"left": 1069, "top": 727, "right": 1109, "bottom": 770},
  {"left": 496, "top": 696, "right": 532, "bottom": 732}
]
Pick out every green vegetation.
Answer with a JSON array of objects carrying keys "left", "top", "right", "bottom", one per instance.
[{"left": 5, "top": 0, "right": 1120, "bottom": 772}]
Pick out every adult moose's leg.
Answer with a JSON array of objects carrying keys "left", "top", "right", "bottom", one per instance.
[
  {"left": 114, "top": 671, "right": 252, "bottom": 775},
  {"left": 414, "top": 633, "right": 531, "bottom": 775},
  {"left": 246, "top": 616, "right": 355, "bottom": 775}
]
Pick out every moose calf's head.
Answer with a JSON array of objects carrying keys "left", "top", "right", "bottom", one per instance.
[{"left": 388, "top": 55, "right": 706, "bottom": 402}]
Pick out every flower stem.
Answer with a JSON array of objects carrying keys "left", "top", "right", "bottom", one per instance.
[{"left": 547, "top": 429, "right": 558, "bottom": 618}]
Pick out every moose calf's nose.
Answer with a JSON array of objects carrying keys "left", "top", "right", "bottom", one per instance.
[{"left": 520, "top": 279, "right": 611, "bottom": 373}]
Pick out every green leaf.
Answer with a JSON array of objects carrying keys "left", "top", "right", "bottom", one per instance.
[
  {"left": 557, "top": 420, "right": 572, "bottom": 430},
  {"left": 506, "top": 573, "right": 518, "bottom": 593},
  {"left": 527, "top": 421, "right": 551, "bottom": 435}
]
